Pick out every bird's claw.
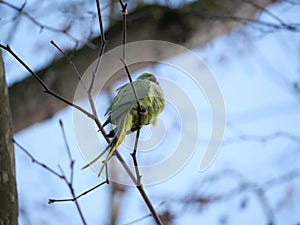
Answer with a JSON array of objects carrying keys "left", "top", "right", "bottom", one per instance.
[{"left": 139, "top": 107, "right": 147, "bottom": 116}]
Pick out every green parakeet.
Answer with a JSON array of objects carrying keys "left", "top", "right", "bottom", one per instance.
[{"left": 82, "top": 73, "right": 165, "bottom": 176}]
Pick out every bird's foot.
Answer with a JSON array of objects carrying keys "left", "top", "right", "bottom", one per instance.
[{"left": 139, "top": 107, "right": 147, "bottom": 115}]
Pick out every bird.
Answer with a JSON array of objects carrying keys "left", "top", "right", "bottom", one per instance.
[{"left": 82, "top": 73, "right": 165, "bottom": 176}]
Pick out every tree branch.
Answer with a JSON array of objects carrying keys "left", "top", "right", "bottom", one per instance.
[
  {"left": 14, "top": 138, "right": 88, "bottom": 225},
  {"left": 0, "top": 1, "right": 95, "bottom": 47}
]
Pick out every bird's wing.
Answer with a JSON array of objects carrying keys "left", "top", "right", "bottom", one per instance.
[
  {"left": 83, "top": 77, "right": 165, "bottom": 176},
  {"left": 148, "top": 81, "right": 165, "bottom": 125},
  {"left": 106, "top": 80, "right": 151, "bottom": 125}
]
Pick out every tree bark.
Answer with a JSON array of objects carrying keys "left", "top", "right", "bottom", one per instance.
[
  {"left": 8, "top": 0, "right": 276, "bottom": 132},
  {"left": 0, "top": 50, "right": 18, "bottom": 225}
]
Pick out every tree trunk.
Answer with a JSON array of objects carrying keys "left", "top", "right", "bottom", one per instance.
[{"left": 0, "top": 50, "right": 18, "bottom": 225}]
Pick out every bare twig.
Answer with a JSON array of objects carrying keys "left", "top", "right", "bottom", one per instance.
[
  {"left": 189, "top": 10, "right": 300, "bottom": 32},
  {"left": 120, "top": 58, "right": 143, "bottom": 113},
  {"left": 241, "top": 0, "right": 286, "bottom": 25},
  {"left": 223, "top": 131, "right": 300, "bottom": 145},
  {"left": 95, "top": 0, "right": 106, "bottom": 44},
  {"left": 50, "top": 37, "right": 107, "bottom": 146},
  {"left": 0, "top": 44, "right": 96, "bottom": 120},
  {"left": 57, "top": 165, "right": 88, "bottom": 225},
  {"left": 118, "top": 0, "right": 143, "bottom": 186},
  {"left": 13, "top": 139, "right": 62, "bottom": 178},
  {"left": 49, "top": 180, "right": 108, "bottom": 203},
  {"left": 0, "top": 1, "right": 95, "bottom": 47},
  {"left": 50, "top": 40, "right": 88, "bottom": 92},
  {"left": 164, "top": 169, "right": 300, "bottom": 224},
  {"left": 119, "top": 0, "right": 128, "bottom": 60},
  {"left": 93, "top": 0, "right": 108, "bottom": 75},
  {"left": 122, "top": 214, "right": 152, "bottom": 225},
  {"left": 131, "top": 128, "right": 142, "bottom": 185},
  {"left": 118, "top": 0, "right": 142, "bottom": 112},
  {"left": 52, "top": 121, "right": 109, "bottom": 204},
  {"left": 123, "top": 202, "right": 165, "bottom": 225},
  {"left": 14, "top": 138, "right": 88, "bottom": 225},
  {"left": 59, "top": 119, "right": 75, "bottom": 183},
  {"left": 118, "top": 2, "right": 142, "bottom": 112}
]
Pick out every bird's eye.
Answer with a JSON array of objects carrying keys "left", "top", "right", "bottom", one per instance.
[{"left": 150, "top": 76, "right": 157, "bottom": 83}]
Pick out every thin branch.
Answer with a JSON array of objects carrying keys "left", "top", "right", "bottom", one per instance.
[
  {"left": 117, "top": 5, "right": 162, "bottom": 221},
  {"left": 189, "top": 10, "right": 300, "bottom": 32},
  {"left": 14, "top": 139, "right": 87, "bottom": 225},
  {"left": 241, "top": 0, "right": 300, "bottom": 32},
  {"left": 118, "top": 1, "right": 146, "bottom": 128},
  {"left": 95, "top": 0, "right": 106, "bottom": 44},
  {"left": 57, "top": 166, "right": 87, "bottom": 225},
  {"left": 263, "top": 169, "right": 300, "bottom": 189},
  {"left": 122, "top": 202, "right": 165, "bottom": 225},
  {"left": 13, "top": 139, "right": 62, "bottom": 178},
  {"left": 223, "top": 131, "right": 300, "bottom": 146},
  {"left": 119, "top": 0, "right": 128, "bottom": 60},
  {"left": 120, "top": 58, "right": 143, "bottom": 113},
  {"left": 135, "top": 186, "right": 163, "bottom": 225},
  {"left": 0, "top": 1, "right": 95, "bottom": 47},
  {"left": 59, "top": 119, "right": 73, "bottom": 162},
  {"left": 131, "top": 128, "right": 142, "bottom": 185},
  {"left": 59, "top": 119, "right": 74, "bottom": 183},
  {"left": 118, "top": 1, "right": 139, "bottom": 107},
  {"left": 0, "top": 44, "right": 95, "bottom": 120},
  {"left": 49, "top": 180, "right": 108, "bottom": 203},
  {"left": 165, "top": 169, "right": 300, "bottom": 224},
  {"left": 123, "top": 214, "right": 151, "bottom": 225},
  {"left": 51, "top": 36, "right": 108, "bottom": 166},
  {"left": 80, "top": 0, "right": 108, "bottom": 136},
  {"left": 51, "top": 37, "right": 105, "bottom": 144},
  {"left": 93, "top": 0, "right": 108, "bottom": 75},
  {"left": 50, "top": 40, "right": 88, "bottom": 92},
  {"left": 118, "top": 1, "right": 143, "bottom": 185},
  {"left": 241, "top": 0, "right": 286, "bottom": 25}
]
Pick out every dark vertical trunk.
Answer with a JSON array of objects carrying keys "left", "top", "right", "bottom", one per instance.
[{"left": 0, "top": 49, "right": 18, "bottom": 225}]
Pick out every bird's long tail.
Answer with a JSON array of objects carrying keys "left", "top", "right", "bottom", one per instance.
[
  {"left": 96, "top": 119, "right": 129, "bottom": 176},
  {"left": 82, "top": 114, "right": 131, "bottom": 177},
  {"left": 81, "top": 139, "right": 114, "bottom": 171}
]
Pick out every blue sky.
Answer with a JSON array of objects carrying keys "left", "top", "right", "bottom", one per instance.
[{"left": 2, "top": 1, "right": 300, "bottom": 224}]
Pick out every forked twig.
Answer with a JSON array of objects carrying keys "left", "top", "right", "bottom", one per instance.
[
  {"left": 49, "top": 180, "right": 108, "bottom": 203},
  {"left": 13, "top": 139, "right": 63, "bottom": 179},
  {"left": 13, "top": 127, "right": 88, "bottom": 225},
  {"left": 0, "top": 44, "right": 95, "bottom": 120},
  {"left": 131, "top": 128, "right": 142, "bottom": 185},
  {"left": 0, "top": 1, "right": 95, "bottom": 47}
]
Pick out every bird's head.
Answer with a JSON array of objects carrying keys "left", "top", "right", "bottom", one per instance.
[{"left": 137, "top": 73, "right": 159, "bottom": 84}]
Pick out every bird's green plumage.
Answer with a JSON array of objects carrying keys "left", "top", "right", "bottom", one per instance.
[{"left": 82, "top": 73, "right": 165, "bottom": 176}]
